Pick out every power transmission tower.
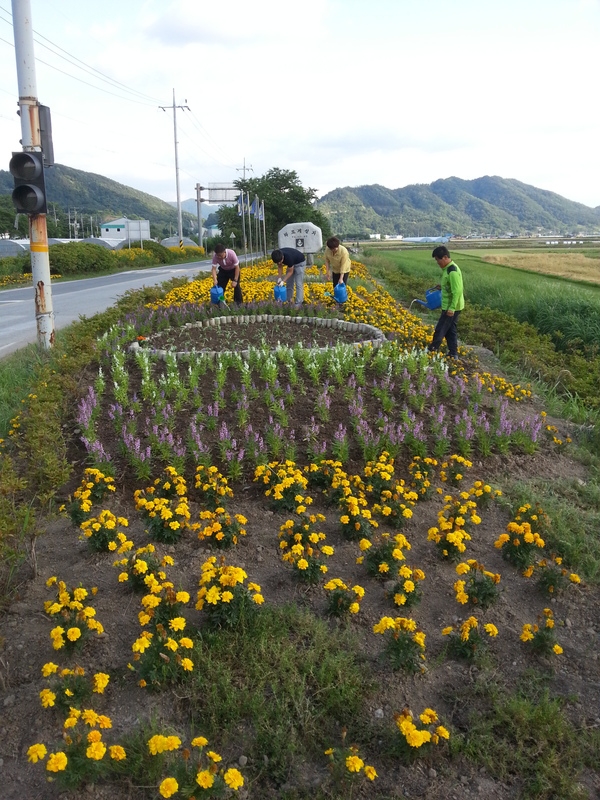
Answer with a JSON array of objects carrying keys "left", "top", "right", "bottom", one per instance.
[{"left": 160, "top": 90, "right": 189, "bottom": 243}]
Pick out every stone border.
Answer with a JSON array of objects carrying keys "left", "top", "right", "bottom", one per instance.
[{"left": 128, "top": 314, "right": 386, "bottom": 360}]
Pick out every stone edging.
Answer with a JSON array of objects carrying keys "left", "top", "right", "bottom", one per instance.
[{"left": 128, "top": 314, "right": 386, "bottom": 360}]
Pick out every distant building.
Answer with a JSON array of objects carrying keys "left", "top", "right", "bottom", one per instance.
[{"left": 101, "top": 217, "right": 151, "bottom": 241}]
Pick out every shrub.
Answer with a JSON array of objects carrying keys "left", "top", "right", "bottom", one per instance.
[{"left": 48, "top": 243, "right": 113, "bottom": 275}]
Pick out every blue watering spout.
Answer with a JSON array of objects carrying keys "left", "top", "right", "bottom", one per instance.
[{"left": 410, "top": 287, "right": 442, "bottom": 311}]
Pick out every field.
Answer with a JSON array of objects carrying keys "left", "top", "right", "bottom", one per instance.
[{"left": 0, "top": 260, "right": 599, "bottom": 800}]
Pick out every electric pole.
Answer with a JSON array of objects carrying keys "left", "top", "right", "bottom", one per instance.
[
  {"left": 11, "top": 0, "right": 54, "bottom": 349},
  {"left": 236, "top": 158, "right": 253, "bottom": 181},
  {"left": 160, "top": 89, "right": 189, "bottom": 243}
]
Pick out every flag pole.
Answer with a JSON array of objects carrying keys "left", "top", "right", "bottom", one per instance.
[
  {"left": 246, "top": 191, "right": 254, "bottom": 265},
  {"left": 261, "top": 200, "right": 267, "bottom": 257},
  {"left": 254, "top": 194, "right": 261, "bottom": 261},
  {"left": 240, "top": 193, "right": 248, "bottom": 263}
]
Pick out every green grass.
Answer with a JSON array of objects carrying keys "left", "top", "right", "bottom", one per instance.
[
  {"left": 366, "top": 248, "right": 600, "bottom": 353},
  {"left": 188, "top": 604, "right": 372, "bottom": 788},
  {"left": 458, "top": 670, "right": 600, "bottom": 800},
  {"left": 500, "top": 477, "right": 600, "bottom": 583},
  {"left": 0, "top": 344, "right": 50, "bottom": 437},
  {"left": 361, "top": 250, "right": 600, "bottom": 410}
]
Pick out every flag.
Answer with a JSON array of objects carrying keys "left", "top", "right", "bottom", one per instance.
[
  {"left": 237, "top": 194, "right": 243, "bottom": 217},
  {"left": 258, "top": 200, "right": 265, "bottom": 222},
  {"left": 249, "top": 196, "right": 258, "bottom": 217}
]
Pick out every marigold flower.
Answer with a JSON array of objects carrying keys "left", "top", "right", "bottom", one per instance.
[
  {"left": 364, "top": 764, "right": 378, "bottom": 780},
  {"left": 346, "top": 754, "right": 364, "bottom": 772},
  {"left": 86, "top": 741, "right": 107, "bottom": 760},
  {"left": 40, "top": 689, "right": 56, "bottom": 708},
  {"left": 196, "top": 769, "right": 214, "bottom": 788},
  {"left": 110, "top": 745, "right": 126, "bottom": 760},
  {"left": 27, "top": 743, "right": 47, "bottom": 763},
  {"left": 46, "top": 751, "right": 68, "bottom": 772},
  {"left": 159, "top": 777, "right": 179, "bottom": 798},
  {"left": 93, "top": 672, "right": 110, "bottom": 693}
]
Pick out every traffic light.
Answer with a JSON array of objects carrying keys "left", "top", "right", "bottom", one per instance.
[{"left": 9, "top": 151, "right": 47, "bottom": 214}]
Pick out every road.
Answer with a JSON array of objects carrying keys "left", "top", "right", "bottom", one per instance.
[{"left": 0, "top": 259, "right": 212, "bottom": 358}]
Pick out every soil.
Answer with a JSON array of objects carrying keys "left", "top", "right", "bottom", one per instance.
[
  {"left": 1, "top": 325, "right": 599, "bottom": 800},
  {"left": 141, "top": 315, "right": 380, "bottom": 353}
]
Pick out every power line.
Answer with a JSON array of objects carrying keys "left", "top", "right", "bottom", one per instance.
[{"left": 0, "top": 6, "right": 164, "bottom": 105}]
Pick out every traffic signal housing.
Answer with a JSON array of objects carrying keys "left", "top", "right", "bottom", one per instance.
[{"left": 9, "top": 151, "right": 47, "bottom": 214}]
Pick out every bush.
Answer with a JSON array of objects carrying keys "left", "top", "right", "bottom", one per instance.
[
  {"left": 126, "top": 240, "right": 173, "bottom": 264},
  {"left": 0, "top": 252, "right": 31, "bottom": 277},
  {"left": 48, "top": 243, "right": 113, "bottom": 275}
]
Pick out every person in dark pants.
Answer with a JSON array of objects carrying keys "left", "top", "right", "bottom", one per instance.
[
  {"left": 428, "top": 245, "right": 464, "bottom": 359},
  {"left": 271, "top": 247, "right": 306, "bottom": 305},
  {"left": 324, "top": 236, "right": 351, "bottom": 294},
  {"left": 212, "top": 244, "right": 242, "bottom": 303}
]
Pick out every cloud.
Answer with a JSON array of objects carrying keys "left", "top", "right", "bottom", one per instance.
[{"left": 144, "top": 0, "right": 328, "bottom": 46}]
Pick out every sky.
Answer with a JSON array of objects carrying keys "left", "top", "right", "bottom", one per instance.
[{"left": 1, "top": 0, "right": 600, "bottom": 211}]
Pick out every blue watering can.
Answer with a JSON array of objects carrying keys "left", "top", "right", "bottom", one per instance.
[
  {"left": 334, "top": 283, "right": 348, "bottom": 304},
  {"left": 210, "top": 285, "right": 224, "bottom": 305},
  {"left": 410, "top": 287, "right": 442, "bottom": 311},
  {"left": 274, "top": 284, "right": 287, "bottom": 302}
]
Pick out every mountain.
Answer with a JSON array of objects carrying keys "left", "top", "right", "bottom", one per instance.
[
  {"left": 170, "top": 199, "right": 223, "bottom": 217},
  {"left": 315, "top": 177, "right": 600, "bottom": 238},
  {"left": 0, "top": 163, "right": 194, "bottom": 236}
]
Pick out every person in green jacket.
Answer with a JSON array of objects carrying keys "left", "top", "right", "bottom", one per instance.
[{"left": 428, "top": 245, "right": 465, "bottom": 359}]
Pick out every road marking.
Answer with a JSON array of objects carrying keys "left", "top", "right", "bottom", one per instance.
[{"left": 0, "top": 341, "right": 18, "bottom": 351}]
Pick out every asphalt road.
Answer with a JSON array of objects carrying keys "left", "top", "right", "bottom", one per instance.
[{"left": 0, "top": 259, "right": 212, "bottom": 358}]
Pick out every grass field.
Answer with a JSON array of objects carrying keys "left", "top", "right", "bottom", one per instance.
[{"left": 364, "top": 248, "right": 600, "bottom": 353}]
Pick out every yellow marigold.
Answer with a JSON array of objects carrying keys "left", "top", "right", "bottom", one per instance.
[
  {"left": 40, "top": 689, "right": 56, "bottom": 708},
  {"left": 27, "top": 743, "right": 47, "bottom": 763},
  {"left": 90, "top": 673, "right": 109, "bottom": 695},
  {"left": 196, "top": 769, "right": 214, "bottom": 788},
  {"left": 224, "top": 767, "right": 244, "bottom": 790},
  {"left": 345, "top": 754, "right": 364, "bottom": 772},
  {"left": 110, "top": 745, "right": 126, "bottom": 760},
  {"left": 364, "top": 764, "right": 378, "bottom": 780},
  {"left": 46, "top": 751, "right": 68, "bottom": 772},
  {"left": 159, "top": 777, "right": 179, "bottom": 798},
  {"left": 86, "top": 741, "right": 107, "bottom": 760}
]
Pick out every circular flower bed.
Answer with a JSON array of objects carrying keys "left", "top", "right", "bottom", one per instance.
[{"left": 130, "top": 314, "right": 386, "bottom": 358}]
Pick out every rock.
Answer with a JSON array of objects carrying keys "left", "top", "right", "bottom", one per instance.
[
  {"left": 374, "top": 708, "right": 384, "bottom": 719},
  {"left": 3, "top": 695, "right": 15, "bottom": 707},
  {"left": 566, "top": 618, "right": 572, "bottom": 628},
  {"left": 460, "top": 775, "right": 469, "bottom": 784},
  {"left": 428, "top": 768, "right": 437, "bottom": 778},
  {"left": 238, "top": 755, "right": 248, "bottom": 767}
]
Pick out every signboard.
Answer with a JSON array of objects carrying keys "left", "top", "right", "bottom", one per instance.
[
  {"left": 277, "top": 222, "right": 323, "bottom": 254},
  {"left": 207, "top": 183, "right": 239, "bottom": 203}
]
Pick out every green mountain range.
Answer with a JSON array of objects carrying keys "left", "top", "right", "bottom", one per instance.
[
  {"left": 316, "top": 176, "right": 600, "bottom": 238},
  {"left": 0, "top": 162, "right": 193, "bottom": 237},
  {"left": 2, "top": 165, "right": 599, "bottom": 240}
]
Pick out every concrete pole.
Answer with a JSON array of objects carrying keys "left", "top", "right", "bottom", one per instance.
[
  {"left": 12, "top": 0, "right": 54, "bottom": 349},
  {"left": 196, "top": 183, "right": 202, "bottom": 251},
  {"left": 172, "top": 89, "right": 183, "bottom": 242}
]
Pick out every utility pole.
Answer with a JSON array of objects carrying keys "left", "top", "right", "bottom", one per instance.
[
  {"left": 195, "top": 182, "right": 206, "bottom": 251},
  {"left": 160, "top": 89, "right": 189, "bottom": 243},
  {"left": 236, "top": 157, "right": 253, "bottom": 181},
  {"left": 11, "top": 0, "right": 54, "bottom": 349}
]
